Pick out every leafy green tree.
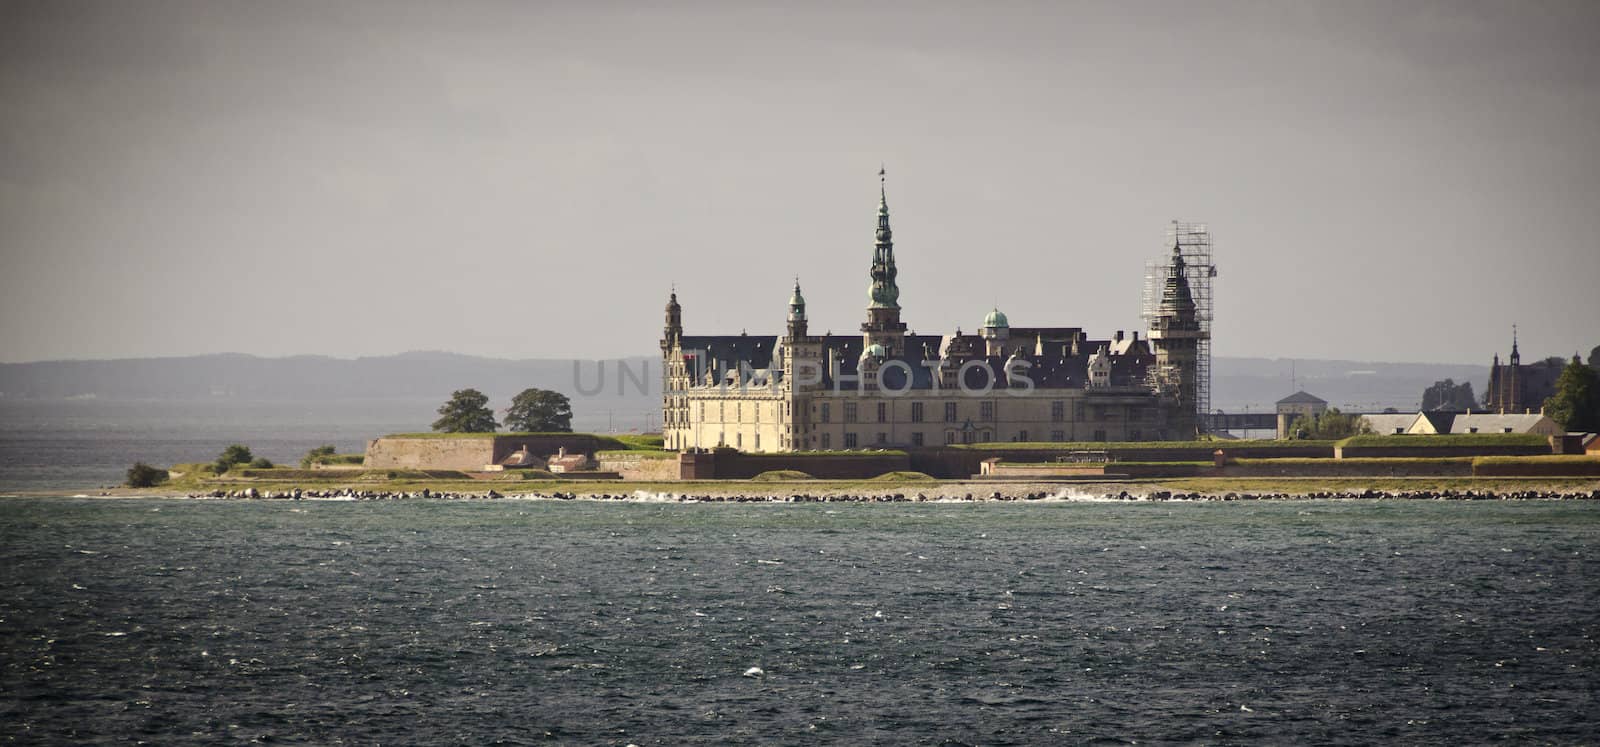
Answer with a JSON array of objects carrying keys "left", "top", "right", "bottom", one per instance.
[
  {"left": 432, "top": 388, "right": 498, "bottom": 433},
  {"left": 301, "top": 444, "right": 337, "bottom": 468},
  {"left": 1543, "top": 357, "right": 1600, "bottom": 432},
  {"left": 504, "top": 388, "right": 574, "bottom": 432},
  {"left": 213, "top": 444, "right": 254, "bottom": 474},
  {"left": 1288, "top": 407, "right": 1372, "bottom": 440},
  {"left": 125, "top": 462, "right": 168, "bottom": 488},
  {"left": 249, "top": 457, "right": 275, "bottom": 469}
]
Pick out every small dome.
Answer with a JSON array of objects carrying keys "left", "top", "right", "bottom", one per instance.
[
  {"left": 862, "top": 343, "right": 887, "bottom": 359},
  {"left": 983, "top": 308, "right": 1009, "bottom": 329}
]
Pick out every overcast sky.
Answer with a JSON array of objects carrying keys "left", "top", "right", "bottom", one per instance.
[{"left": 2, "top": 0, "right": 1596, "bottom": 365}]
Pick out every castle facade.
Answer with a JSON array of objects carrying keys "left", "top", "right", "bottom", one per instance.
[{"left": 659, "top": 175, "right": 1206, "bottom": 452}]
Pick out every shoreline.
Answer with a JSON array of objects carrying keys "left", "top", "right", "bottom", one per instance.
[{"left": 10, "top": 481, "right": 1599, "bottom": 503}]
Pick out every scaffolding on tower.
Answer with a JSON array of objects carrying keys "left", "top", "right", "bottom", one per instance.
[{"left": 1142, "top": 221, "right": 1216, "bottom": 432}]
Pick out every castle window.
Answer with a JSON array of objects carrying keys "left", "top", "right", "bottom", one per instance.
[
  {"left": 736, "top": 433, "right": 742, "bottom": 448},
  {"left": 1051, "top": 430, "right": 1065, "bottom": 442},
  {"left": 844, "top": 402, "right": 858, "bottom": 423},
  {"left": 821, "top": 432, "right": 832, "bottom": 449},
  {"left": 944, "top": 402, "right": 957, "bottom": 422},
  {"left": 946, "top": 431, "right": 956, "bottom": 444},
  {"left": 912, "top": 402, "right": 925, "bottom": 422},
  {"left": 844, "top": 432, "right": 858, "bottom": 448},
  {"left": 1503, "top": 427, "right": 1513, "bottom": 433},
  {"left": 821, "top": 403, "right": 831, "bottom": 423},
  {"left": 962, "top": 431, "right": 975, "bottom": 444},
  {"left": 980, "top": 402, "right": 994, "bottom": 421},
  {"left": 981, "top": 430, "right": 992, "bottom": 442},
  {"left": 1051, "top": 401, "right": 1064, "bottom": 422},
  {"left": 877, "top": 402, "right": 887, "bottom": 422},
  {"left": 1468, "top": 427, "right": 1478, "bottom": 433},
  {"left": 1074, "top": 402, "right": 1085, "bottom": 421},
  {"left": 1093, "top": 429, "right": 1107, "bottom": 442},
  {"left": 755, "top": 433, "right": 760, "bottom": 449},
  {"left": 1019, "top": 430, "right": 1029, "bottom": 442},
  {"left": 1130, "top": 429, "right": 1141, "bottom": 440},
  {"left": 912, "top": 432, "right": 924, "bottom": 447}
]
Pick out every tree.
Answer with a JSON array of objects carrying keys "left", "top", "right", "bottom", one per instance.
[
  {"left": 214, "top": 444, "right": 254, "bottom": 474},
  {"left": 1421, "top": 379, "right": 1476, "bottom": 411},
  {"left": 432, "top": 388, "right": 498, "bottom": 433},
  {"left": 504, "top": 388, "right": 574, "bottom": 432},
  {"left": 301, "top": 444, "right": 336, "bottom": 468},
  {"left": 126, "top": 462, "right": 168, "bottom": 488},
  {"left": 1288, "top": 407, "right": 1372, "bottom": 440},
  {"left": 249, "top": 457, "right": 275, "bottom": 469},
  {"left": 1543, "top": 357, "right": 1600, "bottom": 432}
]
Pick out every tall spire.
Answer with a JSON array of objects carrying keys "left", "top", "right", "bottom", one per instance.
[
  {"left": 869, "top": 166, "right": 899, "bottom": 309},
  {"left": 1511, "top": 323, "right": 1520, "bottom": 364},
  {"left": 1159, "top": 238, "right": 1196, "bottom": 318}
]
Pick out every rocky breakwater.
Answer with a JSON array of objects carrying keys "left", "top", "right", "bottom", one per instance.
[{"left": 183, "top": 487, "right": 1600, "bottom": 502}]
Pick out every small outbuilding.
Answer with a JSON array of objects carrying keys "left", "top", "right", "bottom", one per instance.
[
  {"left": 1276, "top": 390, "right": 1328, "bottom": 439},
  {"left": 547, "top": 447, "right": 592, "bottom": 474}
]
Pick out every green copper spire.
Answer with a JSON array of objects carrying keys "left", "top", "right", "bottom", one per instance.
[
  {"left": 869, "top": 166, "right": 900, "bottom": 309},
  {"left": 789, "top": 278, "right": 806, "bottom": 318}
]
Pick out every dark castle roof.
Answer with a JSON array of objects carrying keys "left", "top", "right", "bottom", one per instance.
[{"left": 680, "top": 331, "right": 1153, "bottom": 391}]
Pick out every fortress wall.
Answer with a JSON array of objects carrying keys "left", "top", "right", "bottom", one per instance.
[
  {"left": 1474, "top": 460, "right": 1600, "bottom": 477},
  {"left": 1336, "top": 444, "right": 1550, "bottom": 459},
  {"left": 1221, "top": 461, "right": 1473, "bottom": 478},
  {"left": 679, "top": 451, "right": 911, "bottom": 480},
  {"left": 365, "top": 434, "right": 623, "bottom": 471},
  {"left": 596, "top": 453, "right": 680, "bottom": 481},
  {"left": 364, "top": 438, "right": 496, "bottom": 470}
]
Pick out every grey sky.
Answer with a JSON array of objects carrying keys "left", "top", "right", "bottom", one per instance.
[{"left": 3, "top": 0, "right": 1596, "bottom": 365}]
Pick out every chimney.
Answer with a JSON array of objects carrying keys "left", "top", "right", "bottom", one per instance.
[
  {"left": 558, "top": 446, "right": 567, "bottom": 457},
  {"left": 1115, "top": 330, "right": 1124, "bottom": 342}
]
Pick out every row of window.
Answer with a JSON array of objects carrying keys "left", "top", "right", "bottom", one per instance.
[{"left": 812, "top": 400, "right": 1147, "bottom": 424}]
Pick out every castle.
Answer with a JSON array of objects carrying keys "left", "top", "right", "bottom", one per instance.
[{"left": 659, "top": 173, "right": 1206, "bottom": 452}]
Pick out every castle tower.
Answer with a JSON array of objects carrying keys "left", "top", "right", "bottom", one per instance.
[
  {"left": 781, "top": 279, "right": 822, "bottom": 449},
  {"left": 1147, "top": 240, "right": 1207, "bottom": 436},
  {"left": 660, "top": 288, "right": 686, "bottom": 449},
  {"left": 662, "top": 288, "right": 682, "bottom": 352},
  {"left": 862, "top": 167, "right": 908, "bottom": 357},
  {"left": 980, "top": 308, "right": 1010, "bottom": 356},
  {"left": 787, "top": 279, "right": 808, "bottom": 339}
]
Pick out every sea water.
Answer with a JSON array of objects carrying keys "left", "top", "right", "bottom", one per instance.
[{"left": 2, "top": 498, "right": 1596, "bottom": 744}]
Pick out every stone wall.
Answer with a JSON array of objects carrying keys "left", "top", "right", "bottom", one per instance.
[
  {"left": 364, "top": 437, "right": 497, "bottom": 471},
  {"left": 365, "top": 435, "right": 623, "bottom": 470},
  {"left": 1335, "top": 444, "right": 1550, "bottom": 459},
  {"left": 1473, "top": 459, "right": 1600, "bottom": 477},
  {"left": 907, "top": 445, "right": 1335, "bottom": 479},
  {"left": 678, "top": 450, "right": 911, "bottom": 480},
  {"left": 596, "top": 453, "right": 680, "bottom": 481},
  {"left": 1222, "top": 460, "right": 1474, "bottom": 478}
]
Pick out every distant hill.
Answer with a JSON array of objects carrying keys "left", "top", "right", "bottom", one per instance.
[
  {"left": 0, "top": 352, "right": 659, "bottom": 407},
  {"left": 1209, "top": 357, "right": 1488, "bottom": 413},
  {"left": 0, "top": 351, "right": 1490, "bottom": 414}
]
